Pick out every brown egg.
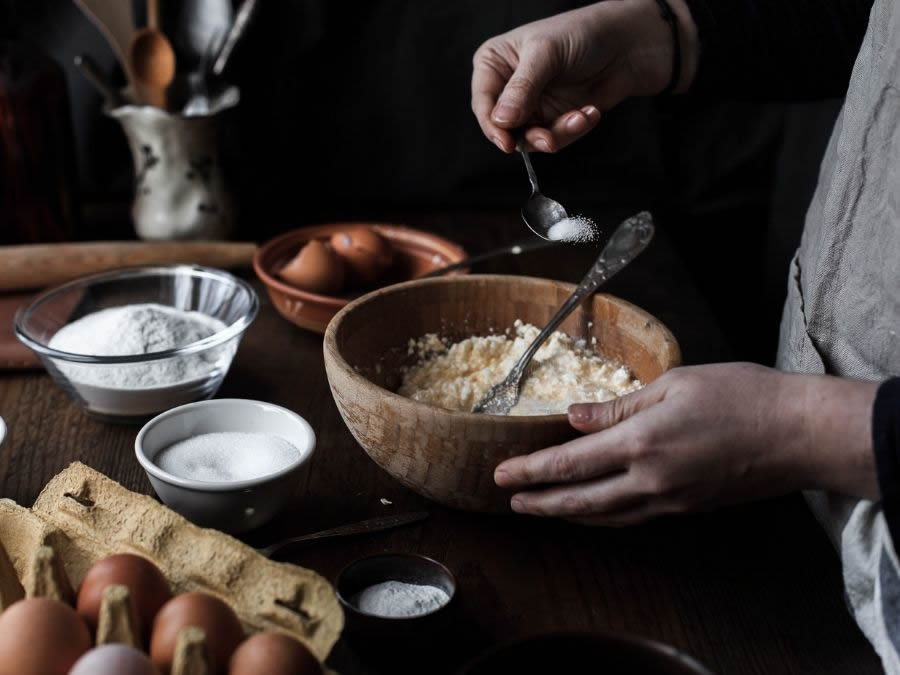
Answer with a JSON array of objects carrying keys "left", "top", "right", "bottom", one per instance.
[
  {"left": 77, "top": 553, "right": 172, "bottom": 642},
  {"left": 150, "top": 592, "right": 245, "bottom": 674},
  {"left": 228, "top": 632, "right": 322, "bottom": 675},
  {"left": 330, "top": 227, "right": 395, "bottom": 287},
  {"left": 278, "top": 240, "right": 345, "bottom": 294},
  {"left": 0, "top": 597, "right": 92, "bottom": 675}
]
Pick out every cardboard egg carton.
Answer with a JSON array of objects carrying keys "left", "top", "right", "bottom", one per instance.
[{"left": 0, "top": 462, "right": 343, "bottom": 666}]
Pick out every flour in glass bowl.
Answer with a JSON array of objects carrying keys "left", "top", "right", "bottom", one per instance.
[
  {"left": 399, "top": 320, "right": 641, "bottom": 415},
  {"left": 49, "top": 303, "right": 226, "bottom": 388}
]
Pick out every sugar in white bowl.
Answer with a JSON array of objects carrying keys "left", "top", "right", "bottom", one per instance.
[{"left": 135, "top": 399, "right": 316, "bottom": 533}]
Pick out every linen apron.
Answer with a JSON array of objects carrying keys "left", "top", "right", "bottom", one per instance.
[{"left": 776, "top": 0, "right": 900, "bottom": 670}]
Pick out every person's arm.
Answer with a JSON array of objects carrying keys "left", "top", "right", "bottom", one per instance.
[
  {"left": 687, "top": 0, "right": 874, "bottom": 100},
  {"left": 472, "top": 0, "right": 874, "bottom": 154}
]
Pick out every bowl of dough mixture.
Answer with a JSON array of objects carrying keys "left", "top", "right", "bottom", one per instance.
[
  {"left": 15, "top": 265, "right": 258, "bottom": 421},
  {"left": 324, "top": 274, "right": 680, "bottom": 512}
]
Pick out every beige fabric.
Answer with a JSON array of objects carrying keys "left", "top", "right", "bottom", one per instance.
[{"left": 775, "top": 0, "right": 900, "bottom": 671}]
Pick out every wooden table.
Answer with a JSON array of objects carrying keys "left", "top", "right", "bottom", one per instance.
[{"left": 0, "top": 212, "right": 883, "bottom": 674}]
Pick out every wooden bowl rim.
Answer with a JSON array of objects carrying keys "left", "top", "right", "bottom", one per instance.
[
  {"left": 253, "top": 222, "right": 469, "bottom": 308},
  {"left": 323, "top": 274, "right": 681, "bottom": 423}
]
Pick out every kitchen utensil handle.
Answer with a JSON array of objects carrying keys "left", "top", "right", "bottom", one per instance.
[
  {"left": 146, "top": 0, "right": 159, "bottom": 29},
  {"left": 507, "top": 212, "right": 654, "bottom": 383},
  {"left": 212, "top": 0, "right": 260, "bottom": 76},
  {"left": 74, "top": 54, "right": 124, "bottom": 106},
  {"left": 259, "top": 511, "right": 429, "bottom": 557},
  {"left": 516, "top": 142, "right": 541, "bottom": 194},
  {"left": 423, "top": 239, "right": 559, "bottom": 278},
  {"left": 0, "top": 241, "right": 258, "bottom": 291},
  {"left": 575, "top": 211, "right": 654, "bottom": 298}
]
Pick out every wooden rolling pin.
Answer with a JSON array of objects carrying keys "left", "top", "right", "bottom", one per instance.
[{"left": 0, "top": 241, "right": 257, "bottom": 291}]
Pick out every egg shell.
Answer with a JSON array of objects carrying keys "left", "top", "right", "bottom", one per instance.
[
  {"left": 278, "top": 240, "right": 345, "bottom": 294},
  {"left": 330, "top": 228, "right": 395, "bottom": 287},
  {"left": 69, "top": 644, "right": 159, "bottom": 675},
  {"left": 150, "top": 592, "right": 245, "bottom": 674},
  {"left": 0, "top": 597, "right": 91, "bottom": 675},
  {"left": 229, "top": 632, "right": 323, "bottom": 675},
  {"left": 77, "top": 553, "right": 172, "bottom": 642}
]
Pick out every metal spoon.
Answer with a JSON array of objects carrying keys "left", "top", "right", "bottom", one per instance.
[
  {"left": 211, "top": 0, "right": 261, "bottom": 77},
  {"left": 472, "top": 211, "right": 655, "bottom": 415},
  {"left": 255, "top": 511, "right": 429, "bottom": 558},
  {"left": 518, "top": 140, "right": 568, "bottom": 241},
  {"left": 422, "top": 238, "right": 561, "bottom": 279}
]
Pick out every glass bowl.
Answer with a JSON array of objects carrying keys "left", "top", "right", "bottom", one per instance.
[{"left": 15, "top": 265, "right": 258, "bottom": 422}]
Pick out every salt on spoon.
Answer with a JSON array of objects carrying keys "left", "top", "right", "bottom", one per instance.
[{"left": 547, "top": 215, "right": 598, "bottom": 243}]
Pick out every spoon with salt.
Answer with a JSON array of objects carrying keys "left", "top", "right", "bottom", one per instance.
[
  {"left": 517, "top": 140, "right": 569, "bottom": 241},
  {"left": 472, "top": 211, "right": 655, "bottom": 415}
]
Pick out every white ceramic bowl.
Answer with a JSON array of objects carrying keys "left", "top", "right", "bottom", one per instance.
[
  {"left": 0, "top": 417, "right": 5, "bottom": 447},
  {"left": 135, "top": 399, "right": 316, "bottom": 533}
]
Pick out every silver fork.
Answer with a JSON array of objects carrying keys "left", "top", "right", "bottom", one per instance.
[{"left": 472, "top": 211, "right": 655, "bottom": 415}]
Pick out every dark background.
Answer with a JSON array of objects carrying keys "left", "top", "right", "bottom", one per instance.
[{"left": 1, "top": 0, "right": 843, "bottom": 364}]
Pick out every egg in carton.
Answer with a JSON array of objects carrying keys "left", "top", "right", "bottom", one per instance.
[{"left": 0, "top": 462, "right": 343, "bottom": 672}]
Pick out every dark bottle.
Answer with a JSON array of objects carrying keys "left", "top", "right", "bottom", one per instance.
[{"left": 0, "top": 40, "right": 79, "bottom": 244}]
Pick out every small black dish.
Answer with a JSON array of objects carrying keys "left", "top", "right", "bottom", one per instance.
[
  {"left": 336, "top": 553, "right": 457, "bottom": 632},
  {"left": 335, "top": 553, "right": 459, "bottom": 673},
  {"left": 456, "top": 631, "right": 716, "bottom": 675}
]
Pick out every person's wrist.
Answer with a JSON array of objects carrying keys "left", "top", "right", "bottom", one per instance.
[
  {"left": 666, "top": 0, "right": 698, "bottom": 92},
  {"left": 798, "top": 375, "right": 879, "bottom": 499},
  {"left": 620, "top": 0, "right": 698, "bottom": 95}
]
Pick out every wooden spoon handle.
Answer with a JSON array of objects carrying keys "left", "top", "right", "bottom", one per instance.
[
  {"left": 0, "top": 241, "right": 258, "bottom": 291},
  {"left": 146, "top": 0, "right": 159, "bottom": 29}
]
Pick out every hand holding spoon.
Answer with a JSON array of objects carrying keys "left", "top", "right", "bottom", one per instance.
[{"left": 473, "top": 211, "right": 655, "bottom": 415}]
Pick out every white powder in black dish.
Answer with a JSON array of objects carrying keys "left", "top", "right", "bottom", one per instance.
[{"left": 352, "top": 581, "right": 450, "bottom": 618}]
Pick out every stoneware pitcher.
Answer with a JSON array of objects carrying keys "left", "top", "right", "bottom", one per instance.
[{"left": 109, "top": 86, "right": 239, "bottom": 240}]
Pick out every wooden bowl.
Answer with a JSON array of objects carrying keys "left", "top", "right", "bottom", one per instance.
[
  {"left": 323, "top": 275, "right": 681, "bottom": 512},
  {"left": 254, "top": 223, "right": 468, "bottom": 333}
]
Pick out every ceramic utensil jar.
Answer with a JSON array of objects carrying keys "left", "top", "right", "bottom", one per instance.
[{"left": 108, "top": 87, "right": 239, "bottom": 240}]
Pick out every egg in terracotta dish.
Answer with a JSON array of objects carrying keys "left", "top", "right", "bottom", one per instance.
[
  {"left": 330, "top": 227, "right": 395, "bottom": 287},
  {"left": 279, "top": 240, "right": 345, "bottom": 294}
]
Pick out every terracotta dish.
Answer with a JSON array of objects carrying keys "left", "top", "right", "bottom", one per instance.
[
  {"left": 254, "top": 223, "right": 467, "bottom": 333},
  {"left": 323, "top": 275, "right": 680, "bottom": 513}
]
